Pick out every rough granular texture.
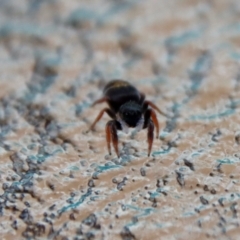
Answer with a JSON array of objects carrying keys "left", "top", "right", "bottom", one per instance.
[{"left": 0, "top": 0, "right": 240, "bottom": 239}]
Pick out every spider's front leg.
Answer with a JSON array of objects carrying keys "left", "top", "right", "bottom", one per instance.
[
  {"left": 142, "top": 98, "right": 169, "bottom": 117},
  {"left": 87, "top": 108, "right": 115, "bottom": 132},
  {"left": 105, "top": 120, "right": 122, "bottom": 158},
  {"left": 143, "top": 109, "right": 159, "bottom": 156},
  {"left": 147, "top": 120, "right": 154, "bottom": 157}
]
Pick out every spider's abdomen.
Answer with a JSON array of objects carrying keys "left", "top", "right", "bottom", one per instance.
[{"left": 104, "top": 80, "right": 142, "bottom": 112}]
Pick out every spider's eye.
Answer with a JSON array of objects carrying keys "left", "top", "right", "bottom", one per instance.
[{"left": 125, "top": 110, "right": 141, "bottom": 116}]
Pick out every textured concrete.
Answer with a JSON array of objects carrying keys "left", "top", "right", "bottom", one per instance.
[{"left": 0, "top": 0, "right": 240, "bottom": 239}]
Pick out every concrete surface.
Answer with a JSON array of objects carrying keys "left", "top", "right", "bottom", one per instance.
[{"left": 0, "top": 0, "right": 240, "bottom": 239}]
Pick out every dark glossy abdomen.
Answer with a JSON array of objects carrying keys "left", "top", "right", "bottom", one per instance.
[{"left": 104, "top": 80, "right": 141, "bottom": 112}]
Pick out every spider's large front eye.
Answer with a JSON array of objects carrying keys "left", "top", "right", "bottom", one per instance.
[{"left": 124, "top": 110, "right": 140, "bottom": 116}]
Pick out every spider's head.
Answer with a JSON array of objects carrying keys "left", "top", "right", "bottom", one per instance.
[{"left": 118, "top": 101, "right": 143, "bottom": 128}]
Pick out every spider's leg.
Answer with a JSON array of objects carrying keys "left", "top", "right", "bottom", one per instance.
[
  {"left": 88, "top": 108, "right": 115, "bottom": 131},
  {"left": 105, "top": 120, "right": 122, "bottom": 157},
  {"left": 143, "top": 109, "right": 155, "bottom": 156},
  {"left": 147, "top": 120, "right": 154, "bottom": 157},
  {"left": 91, "top": 97, "right": 108, "bottom": 107},
  {"left": 143, "top": 100, "right": 168, "bottom": 117},
  {"left": 149, "top": 109, "right": 159, "bottom": 138}
]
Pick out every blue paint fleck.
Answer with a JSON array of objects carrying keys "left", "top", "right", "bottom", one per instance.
[
  {"left": 152, "top": 147, "right": 171, "bottom": 156},
  {"left": 217, "top": 158, "right": 239, "bottom": 164},
  {"left": 0, "top": 23, "right": 48, "bottom": 38},
  {"left": 75, "top": 102, "right": 90, "bottom": 116},
  {"left": 69, "top": 166, "right": 80, "bottom": 171},
  {"left": 59, "top": 188, "right": 92, "bottom": 214},
  {"left": 231, "top": 52, "right": 240, "bottom": 60},
  {"left": 190, "top": 109, "right": 235, "bottom": 121},
  {"left": 96, "top": 164, "right": 121, "bottom": 172},
  {"left": 103, "top": 0, "right": 140, "bottom": 21},
  {"left": 125, "top": 204, "right": 156, "bottom": 218},
  {"left": 165, "top": 29, "right": 202, "bottom": 49},
  {"left": 67, "top": 8, "right": 99, "bottom": 24}
]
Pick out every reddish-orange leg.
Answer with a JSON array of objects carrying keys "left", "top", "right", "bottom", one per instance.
[
  {"left": 143, "top": 108, "right": 160, "bottom": 156},
  {"left": 145, "top": 100, "right": 168, "bottom": 117},
  {"left": 89, "top": 97, "right": 120, "bottom": 157},
  {"left": 150, "top": 109, "right": 159, "bottom": 138},
  {"left": 105, "top": 120, "right": 120, "bottom": 157},
  {"left": 106, "top": 121, "right": 112, "bottom": 155},
  {"left": 91, "top": 97, "right": 108, "bottom": 107},
  {"left": 88, "top": 108, "right": 115, "bottom": 131},
  {"left": 147, "top": 120, "right": 154, "bottom": 156}
]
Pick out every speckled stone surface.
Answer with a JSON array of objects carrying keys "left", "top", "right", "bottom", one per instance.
[{"left": 1, "top": 0, "right": 240, "bottom": 239}]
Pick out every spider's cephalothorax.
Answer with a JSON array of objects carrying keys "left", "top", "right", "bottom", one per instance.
[
  {"left": 88, "top": 80, "right": 167, "bottom": 157},
  {"left": 119, "top": 101, "right": 142, "bottom": 128}
]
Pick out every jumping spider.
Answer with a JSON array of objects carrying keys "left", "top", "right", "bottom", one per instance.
[{"left": 88, "top": 80, "right": 167, "bottom": 157}]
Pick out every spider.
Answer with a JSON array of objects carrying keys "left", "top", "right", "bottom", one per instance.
[{"left": 88, "top": 80, "right": 167, "bottom": 157}]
